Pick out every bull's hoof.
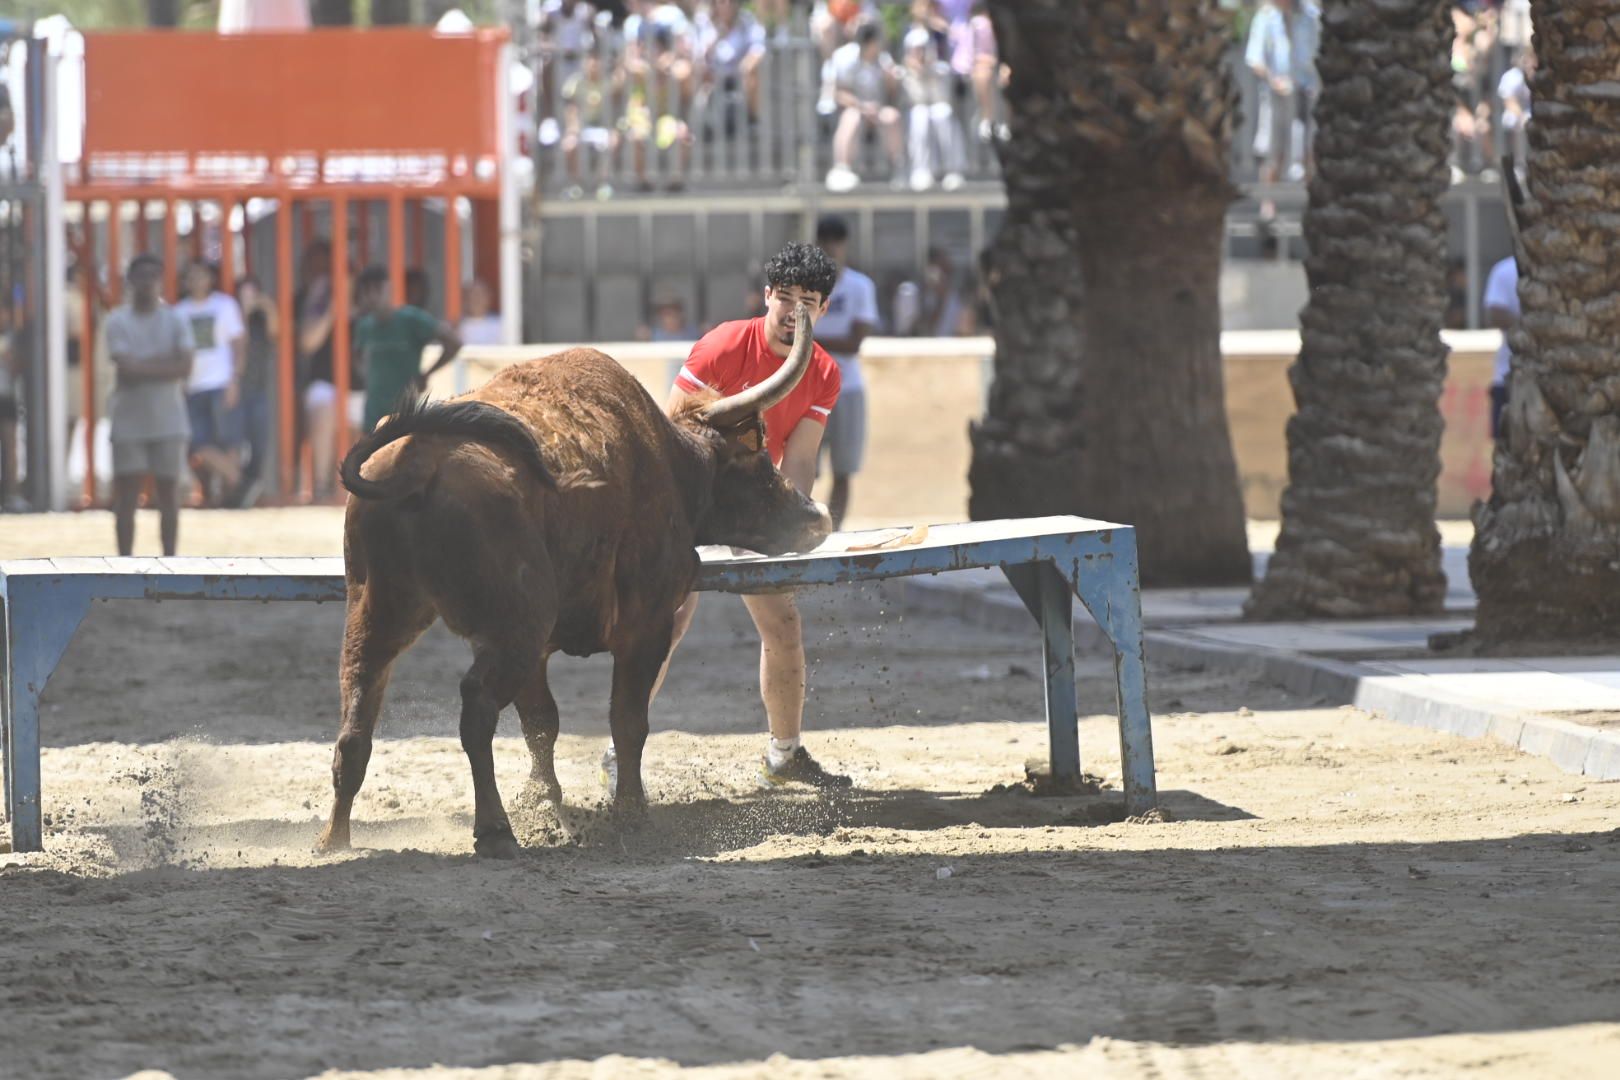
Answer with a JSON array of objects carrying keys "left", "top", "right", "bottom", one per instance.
[
  {"left": 515, "top": 779, "right": 563, "bottom": 809},
  {"left": 315, "top": 826, "right": 351, "bottom": 854},
  {"left": 474, "top": 826, "right": 521, "bottom": 860}
]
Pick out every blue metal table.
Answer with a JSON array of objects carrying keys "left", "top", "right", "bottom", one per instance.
[{"left": 1, "top": 515, "right": 1154, "bottom": 852}]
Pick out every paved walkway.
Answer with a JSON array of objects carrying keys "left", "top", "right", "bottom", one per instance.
[{"left": 892, "top": 543, "right": 1620, "bottom": 782}]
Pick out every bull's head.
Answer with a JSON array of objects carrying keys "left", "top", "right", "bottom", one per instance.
[{"left": 684, "top": 301, "right": 833, "bottom": 555}]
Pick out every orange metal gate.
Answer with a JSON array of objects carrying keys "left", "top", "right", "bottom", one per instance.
[{"left": 67, "top": 27, "right": 508, "bottom": 504}]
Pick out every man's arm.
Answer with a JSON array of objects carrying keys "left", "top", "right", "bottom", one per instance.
[
  {"left": 420, "top": 322, "right": 464, "bottom": 380},
  {"left": 665, "top": 384, "right": 702, "bottom": 417},
  {"left": 817, "top": 318, "right": 874, "bottom": 357},
  {"left": 111, "top": 331, "right": 194, "bottom": 382},
  {"left": 780, "top": 421, "right": 824, "bottom": 499},
  {"left": 1486, "top": 305, "right": 1517, "bottom": 332}
]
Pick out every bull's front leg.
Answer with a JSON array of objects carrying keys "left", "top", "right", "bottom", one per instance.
[{"left": 607, "top": 625, "right": 675, "bottom": 809}]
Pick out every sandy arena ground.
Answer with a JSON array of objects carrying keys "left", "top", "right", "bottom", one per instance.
[{"left": 1, "top": 511, "right": 1616, "bottom": 1079}]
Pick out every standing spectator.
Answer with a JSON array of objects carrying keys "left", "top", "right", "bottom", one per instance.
[
  {"left": 295, "top": 238, "right": 340, "bottom": 501},
  {"left": 1484, "top": 253, "right": 1519, "bottom": 441},
  {"left": 561, "top": 41, "right": 622, "bottom": 199},
  {"left": 694, "top": 0, "right": 767, "bottom": 132},
  {"left": 230, "top": 277, "right": 277, "bottom": 508},
  {"left": 1246, "top": 0, "right": 1321, "bottom": 219},
  {"left": 353, "top": 266, "right": 463, "bottom": 434},
  {"left": 812, "top": 217, "right": 878, "bottom": 530},
  {"left": 173, "top": 261, "right": 246, "bottom": 507},
  {"left": 104, "top": 254, "right": 194, "bottom": 556},
  {"left": 459, "top": 278, "right": 505, "bottom": 346},
  {"left": 900, "top": 23, "right": 965, "bottom": 191},
  {"left": 825, "top": 20, "right": 905, "bottom": 192},
  {"left": 1498, "top": 42, "right": 1534, "bottom": 168},
  {"left": 405, "top": 268, "right": 433, "bottom": 313}
]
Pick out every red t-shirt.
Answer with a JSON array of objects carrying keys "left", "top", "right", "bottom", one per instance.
[{"left": 674, "top": 317, "right": 841, "bottom": 466}]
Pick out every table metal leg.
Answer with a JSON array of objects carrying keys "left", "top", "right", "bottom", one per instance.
[
  {"left": 1065, "top": 531, "right": 1157, "bottom": 816},
  {"left": 3, "top": 581, "right": 92, "bottom": 852},
  {"left": 1002, "top": 560, "right": 1080, "bottom": 783}
]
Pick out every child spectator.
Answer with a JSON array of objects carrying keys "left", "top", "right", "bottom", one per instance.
[{"left": 173, "top": 261, "right": 245, "bottom": 507}]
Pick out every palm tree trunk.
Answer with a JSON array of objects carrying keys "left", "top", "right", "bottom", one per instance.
[
  {"left": 1247, "top": 0, "right": 1452, "bottom": 619},
  {"left": 968, "top": 0, "right": 1251, "bottom": 587},
  {"left": 1469, "top": 0, "right": 1620, "bottom": 641}
]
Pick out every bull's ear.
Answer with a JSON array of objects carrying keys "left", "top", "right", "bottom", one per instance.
[{"left": 738, "top": 425, "right": 762, "bottom": 453}]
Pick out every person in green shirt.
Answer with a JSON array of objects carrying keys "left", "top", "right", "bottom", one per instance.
[{"left": 353, "top": 266, "right": 464, "bottom": 433}]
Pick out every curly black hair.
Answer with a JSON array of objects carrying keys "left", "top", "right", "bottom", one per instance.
[{"left": 763, "top": 241, "right": 839, "bottom": 302}]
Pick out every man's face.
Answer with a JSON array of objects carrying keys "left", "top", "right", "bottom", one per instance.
[
  {"left": 185, "top": 264, "right": 211, "bottom": 298},
  {"left": 358, "top": 283, "right": 387, "bottom": 315},
  {"left": 762, "top": 284, "right": 828, "bottom": 355},
  {"left": 129, "top": 264, "right": 161, "bottom": 305}
]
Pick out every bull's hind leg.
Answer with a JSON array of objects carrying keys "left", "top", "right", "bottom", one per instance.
[
  {"left": 317, "top": 586, "right": 433, "bottom": 853},
  {"left": 460, "top": 647, "right": 527, "bottom": 858},
  {"left": 608, "top": 625, "right": 675, "bottom": 808},
  {"left": 515, "top": 657, "right": 564, "bottom": 806}
]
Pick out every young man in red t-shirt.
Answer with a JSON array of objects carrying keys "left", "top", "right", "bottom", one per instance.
[{"left": 603, "top": 242, "right": 853, "bottom": 789}]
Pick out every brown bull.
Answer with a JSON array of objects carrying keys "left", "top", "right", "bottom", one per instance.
[{"left": 316, "top": 303, "right": 831, "bottom": 858}]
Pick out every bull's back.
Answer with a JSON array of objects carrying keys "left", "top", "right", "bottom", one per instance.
[{"left": 447, "top": 349, "right": 695, "bottom": 652}]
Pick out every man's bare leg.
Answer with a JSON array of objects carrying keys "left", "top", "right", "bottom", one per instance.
[
  {"left": 113, "top": 474, "right": 141, "bottom": 556},
  {"left": 742, "top": 591, "right": 804, "bottom": 741},
  {"left": 154, "top": 478, "right": 180, "bottom": 557}
]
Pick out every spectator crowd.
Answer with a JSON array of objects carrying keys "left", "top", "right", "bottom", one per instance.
[{"left": 534, "top": 0, "right": 1005, "bottom": 197}]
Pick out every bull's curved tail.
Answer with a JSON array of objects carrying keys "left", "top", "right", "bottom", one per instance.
[{"left": 339, "top": 395, "right": 556, "bottom": 500}]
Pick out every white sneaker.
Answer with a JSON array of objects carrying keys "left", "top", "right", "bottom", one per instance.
[
  {"left": 941, "top": 171, "right": 964, "bottom": 192},
  {"left": 910, "top": 168, "right": 935, "bottom": 192},
  {"left": 599, "top": 745, "right": 618, "bottom": 793},
  {"left": 825, "top": 165, "right": 859, "bottom": 193}
]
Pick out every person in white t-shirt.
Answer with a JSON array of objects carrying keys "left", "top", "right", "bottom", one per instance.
[
  {"left": 1483, "top": 254, "right": 1519, "bottom": 441},
  {"left": 1498, "top": 45, "right": 1534, "bottom": 166},
  {"left": 813, "top": 216, "right": 879, "bottom": 529},
  {"left": 173, "top": 262, "right": 245, "bottom": 506}
]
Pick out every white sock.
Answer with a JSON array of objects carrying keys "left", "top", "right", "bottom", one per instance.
[{"left": 767, "top": 736, "right": 800, "bottom": 767}]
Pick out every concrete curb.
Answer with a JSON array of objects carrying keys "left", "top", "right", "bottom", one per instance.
[{"left": 891, "top": 576, "right": 1620, "bottom": 783}]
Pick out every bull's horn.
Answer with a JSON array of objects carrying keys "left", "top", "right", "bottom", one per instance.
[{"left": 701, "top": 301, "right": 816, "bottom": 427}]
